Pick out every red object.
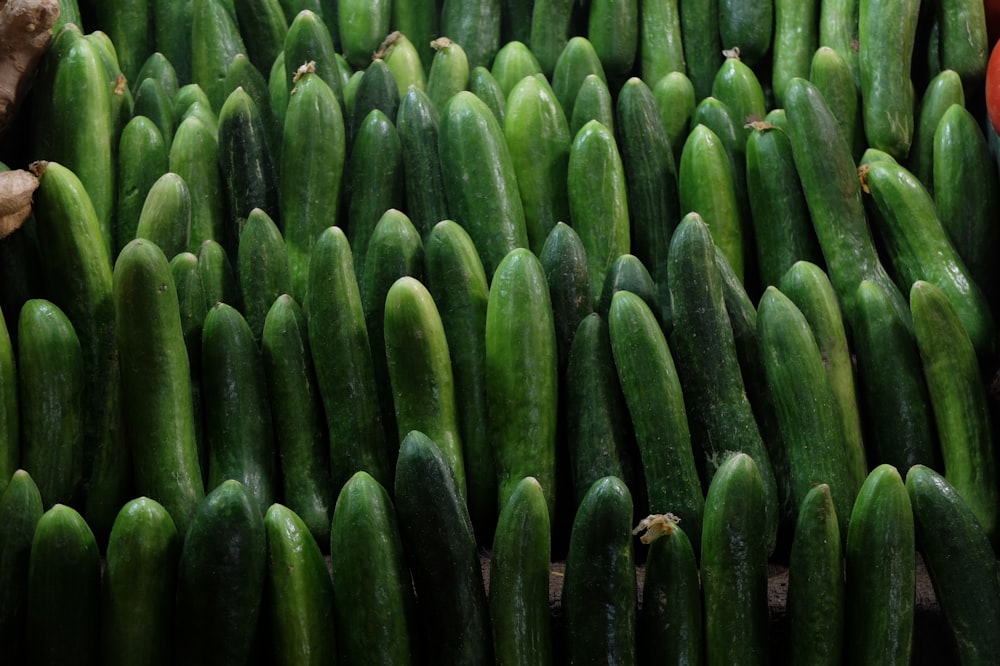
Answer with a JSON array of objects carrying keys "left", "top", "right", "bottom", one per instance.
[{"left": 987, "top": 39, "right": 1000, "bottom": 135}]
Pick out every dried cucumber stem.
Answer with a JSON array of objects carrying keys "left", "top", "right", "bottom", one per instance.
[{"left": 632, "top": 513, "right": 681, "bottom": 544}]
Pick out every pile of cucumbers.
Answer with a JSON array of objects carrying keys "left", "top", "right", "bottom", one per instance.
[{"left": 2, "top": 0, "right": 1000, "bottom": 663}]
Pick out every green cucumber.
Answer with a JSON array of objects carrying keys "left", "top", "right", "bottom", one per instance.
[
  {"left": 197, "top": 238, "right": 242, "bottom": 311},
  {"left": 538, "top": 221, "right": 595, "bottom": 374},
  {"left": 808, "top": 45, "right": 864, "bottom": 162},
  {"left": 562, "top": 476, "right": 636, "bottom": 666},
  {"left": 0, "top": 308, "right": 16, "bottom": 495},
  {"left": 862, "top": 158, "right": 995, "bottom": 359},
  {"left": 596, "top": 254, "right": 660, "bottom": 327},
  {"left": 221, "top": 53, "right": 283, "bottom": 163},
  {"left": 391, "top": 0, "right": 438, "bottom": 70},
  {"left": 935, "top": 0, "right": 988, "bottom": 89},
  {"left": 307, "top": 226, "right": 391, "bottom": 492},
  {"left": 423, "top": 220, "right": 496, "bottom": 542},
  {"left": 771, "top": 0, "right": 819, "bottom": 106},
  {"left": 116, "top": 115, "right": 168, "bottom": 256},
  {"left": 550, "top": 36, "right": 607, "bottom": 123},
  {"left": 504, "top": 73, "right": 571, "bottom": 254},
  {"left": 427, "top": 37, "right": 470, "bottom": 113},
  {"left": 236, "top": 207, "right": 292, "bottom": 344},
  {"left": 347, "top": 58, "right": 399, "bottom": 145},
  {"left": 329, "top": 471, "right": 418, "bottom": 664},
  {"left": 652, "top": 70, "right": 696, "bottom": 167},
  {"left": 910, "top": 280, "right": 998, "bottom": 542},
  {"left": 487, "top": 248, "right": 558, "bottom": 519},
  {"left": 132, "top": 76, "right": 176, "bottom": 148},
  {"left": 201, "top": 302, "right": 277, "bottom": 515},
  {"left": 490, "top": 40, "right": 542, "bottom": 96},
  {"left": 608, "top": 290, "right": 705, "bottom": 548},
  {"left": 263, "top": 503, "right": 337, "bottom": 666},
  {"left": 280, "top": 69, "right": 345, "bottom": 302},
  {"left": 384, "top": 275, "right": 465, "bottom": 498},
  {"left": 908, "top": 69, "right": 964, "bottom": 192},
  {"left": 25, "top": 504, "right": 100, "bottom": 666},
  {"left": 679, "top": 0, "right": 722, "bottom": 100},
  {"left": 469, "top": 65, "right": 508, "bottom": 124},
  {"left": 18, "top": 299, "right": 84, "bottom": 508},
  {"left": 170, "top": 114, "right": 226, "bottom": 251},
  {"left": 858, "top": 0, "right": 919, "bottom": 158},
  {"left": 529, "top": 0, "right": 574, "bottom": 77},
  {"left": 378, "top": 31, "right": 427, "bottom": 97},
  {"left": 169, "top": 252, "right": 208, "bottom": 481},
  {"left": 175, "top": 480, "right": 266, "bottom": 666},
  {"left": 261, "top": 295, "right": 331, "bottom": 546},
  {"left": 0, "top": 470, "right": 43, "bottom": 663},
  {"left": 586, "top": 0, "right": 637, "bottom": 86},
  {"left": 490, "top": 476, "right": 552, "bottom": 666},
  {"left": 134, "top": 172, "right": 191, "bottom": 260},
  {"left": 786, "top": 483, "right": 844, "bottom": 666},
  {"left": 114, "top": 239, "right": 204, "bottom": 534},
  {"left": 153, "top": 0, "right": 194, "bottom": 83},
  {"left": 396, "top": 86, "right": 449, "bottom": 237},
  {"left": 711, "top": 56, "right": 768, "bottom": 129},
  {"left": 569, "top": 73, "right": 614, "bottom": 138},
  {"left": 233, "top": 0, "right": 289, "bottom": 77},
  {"left": 634, "top": 516, "right": 701, "bottom": 666},
  {"left": 638, "top": 0, "right": 684, "bottom": 86},
  {"left": 99, "top": 497, "right": 180, "bottom": 666},
  {"left": 845, "top": 464, "right": 915, "bottom": 666},
  {"left": 439, "top": 90, "right": 528, "bottom": 277},
  {"left": 191, "top": 0, "right": 248, "bottom": 112},
  {"left": 283, "top": 9, "right": 343, "bottom": 107},
  {"left": 440, "top": 0, "right": 501, "bottom": 70},
  {"left": 906, "top": 464, "right": 1000, "bottom": 664},
  {"left": 393, "top": 430, "right": 494, "bottom": 665},
  {"left": 701, "top": 452, "right": 769, "bottom": 666},
  {"left": 818, "top": 0, "right": 860, "bottom": 88},
  {"left": 718, "top": 0, "right": 772, "bottom": 66}
]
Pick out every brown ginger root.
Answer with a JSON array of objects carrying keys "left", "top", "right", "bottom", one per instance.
[
  {"left": 0, "top": 0, "right": 60, "bottom": 134},
  {"left": 0, "top": 168, "right": 39, "bottom": 238}
]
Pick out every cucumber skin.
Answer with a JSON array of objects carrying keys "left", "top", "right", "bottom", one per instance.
[{"left": 0, "top": 470, "right": 44, "bottom": 664}]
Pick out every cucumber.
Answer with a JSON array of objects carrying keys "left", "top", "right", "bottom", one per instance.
[
  {"left": 378, "top": 31, "right": 427, "bottom": 98},
  {"left": 221, "top": 53, "right": 283, "bottom": 171},
  {"left": 135, "top": 51, "right": 179, "bottom": 102},
  {"left": 391, "top": 0, "right": 438, "bottom": 71},
  {"left": 616, "top": 77, "right": 679, "bottom": 327},
  {"left": 562, "top": 476, "right": 636, "bottom": 666},
  {"left": 234, "top": 0, "right": 289, "bottom": 76},
  {"left": 679, "top": 0, "right": 723, "bottom": 100},
  {"left": 569, "top": 73, "right": 615, "bottom": 137},
  {"left": 490, "top": 476, "right": 552, "bottom": 666},
  {"left": 910, "top": 280, "right": 998, "bottom": 543},
  {"left": 818, "top": 0, "right": 860, "bottom": 88},
  {"left": 393, "top": 430, "right": 494, "bottom": 665},
  {"left": 329, "top": 471, "right": 418, "bottom": 664},
  {"left": 845, "top": 464, "right": 915, "bottom": 666},
  {"left": 114, "top": 239, "right": 204, "bottom": 534},
  {"left": 263, "top": 503, "right": 337, "bottom": 666},
  {"left": 808, "top": 45, "right": 864, "bottom": 163},
  {"left": 18, "top": 299, "right": 84, "bottom": 508},
  {"left": 935, "top": 0, "right": 988, "bottom": 89},
  {"left": 236, "top": 207, "right": 292, "bottom": 344},
  {"left": 283, "top": 9, "right": 343, "bottom": 107},
  {"left": 490, "top": 40, "right": 542, "bottom": 96},
  {"left": 786, "top": 483, "right": 844, "bottom": 666},
  {"left": 99, "top": 497, "right": 180, "bottom": 666},
  {"left": 132, "top": 76, "right": 176, "bottom": 148},
  {"left": 396, "top": 86, "right": 449, "bottom": 237},
  {"left": 608, "top": 291, "right": 705, "bottom": 547},
  {"left": 908, "top": 70, "right": 964, "bottom": 193},
  {"left": 116, "top": 115, "right": 168, "bottom": 256},
  {"left": 307, "top": 226, "right": 391, "bottom": 492},
  {"left": 906, "top": 464, "right": 1000, "bottom": 664},
  {"left": 153, "top": 0, "right": 195, "bottom": 83},
  {"left": 0, "top": 470, "right": 44, "bottom": 663},
  {"left": 169, "top": 252, "right": 208, "bottom": 482},
  {"left": 175, "top": 480, "right": 267, "bottom": 666},
  {"left": 771, "top": 0, "right": 819, "bottom": 106},
  {"left": 757, "top": 286, "right": 854, "bottom": 537},
  {"left": 170, "top": 114, "right": 226, "bottom": 251},
  {"left": 280, "top": 69, "right": 345, "bottom": 302},
  {"left": 201, "top": 302, "right": 277, "bottom": 515},
  {"left": 586, "top": 0, "right": 638, "bottom": 87},
  {"left": 134, "top": 171, "right": 192, "bottom": 260},
  {"left": 197, "top": 237, "right": 242, "bottom": 311},
  {"left": 638, "top": 0, "right": 684, "bottom": 86},
  {"left": 439, "top": 90, "right": 528, "bottom": 277},
  {"left": 191, "top": 0, "right": 248, "bottom": 112},
  {"left": 550, "top": 36, "right": 607, "bottom": 123},
  {"left": 529, "top": 0, "right": 574, "bottom": 77},
  {"left": 261, "top": 295, "right": 331, "bottom": 547},
  {"left": 0, "top": 310, "right": 16, "bottom": 495},
  {"left": 427, "top": 37, "right": 470, "bottom": 113},
  {"left": 634, "top": 517, "right": 702, "bottom": 666},
  {"left": 718, "top": 0, "right": 773, "bottom": 66},
  {"left": 858, "top": 0, "right": 919, "bottom": 158},
  {"left": 711, "top": 56, "right": 768, "bottom": 130},
  {"left": 423, "top": 220, "right": 496, "bottom": 543},
  {"left": 701, "top": 452, "right": 769, "bottom": 666},
  {"left": 652, "top": 70, "right": 696, "bottom": 168},
  {"left": 567, "top": 119, "right": 630, "bottom": 299},
  {"left": 861, "top": 158, "right": 995, "bottom": 359},
  {"left": 487, "top": 248, "right": 559, "bottom": 519},
  {"left": 469, "top": 65, "right": 508, "bottom": 124},
  {"left": 596, "top": 254, "right": 661, "bottom": 329},
  {"left": 504, "top": 73, "right": 571, "bottom": 254},
  {"left": 25, "top": 504, "right": 101, "bottom": 666},
  {"left": 347, "top": 58, "right": 400, "bottom": 145},
  {"left": 538, "top": 221, "right": 595, "bottom": 374},
  {"left": 440, "top": 0, "right": 501, "bottom": 70},
  {"left": 384, "top": 275, "right": 466, "bottom": 498}
]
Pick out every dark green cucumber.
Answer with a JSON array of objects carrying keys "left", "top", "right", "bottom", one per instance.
[
  {"left": 169, "top": 114, "right": 226, "bottom": 252},
  {"left": 909, "top": 70, "right": 965, "bottom": 192},
  {"left": 586, "top": 0, "right": 637, "bottom": 87},
  {"left": 18, "top": 299, "right": 84, "bottom": 508},
  {"left": 394, "top": 430, "right": 494, "bottom": 665},
  {"left": 906, "top": 464, "right": 1000, "bottom": 664},
  {"left": 114, "top": 239, "right": 204, "bottom": 534},
  {"left": 667, "top": 213, "right": 778, "bottom": 552},
  {"left": 634, "top": 516, "right": 702, "bottom": 666},
  {"left": 711, "top": 56, "right": 768, "bottom": 130},
  {"left": 0, "top": 470, "right": 43, "bottom": 663},
  {"left": 490, "top": 476, "right": 552, "bottom": 666},
  {"left": 282, "top": 9, "right": 343, "bottom": 107},
  {"left": 562, "top": 476, "right": 636, "bottom": 666},
  {"left": 596, "top": 254, "right": 661, "bottom": 328},
  {"left": 910, "top": 280, "right": 998, "bottom": 542},
  {"left": 567, "top": 119, "right": 630, "bottom": 300},
  {"left": 717, "top": 0, "right": 772, "bottom": 66},
  {"left": 679, "top": 0, "right": 722, "bottom": 100},
  {"left": 786, "top": 483, "right": 844, "bottom": 666},
  {"left": 132, "top": 76, "right": 176, "bottom": 148},
  {"left": 538, "top": 221, "right": 595, "bottom": 374},
  {"left": 935, "top": 0, "right": 988, "bottom": 89},
  {"left": 439, "top": 90, "right": 528, "bottom": 278},
  {"left": 426, "top": 37, "right": 470, "bottom": 113},
  {"left": 845, "top": 464, "right": 915, "bottom": 666},
  {"left": 862, "top": 158, "right": 995, "bottom": 359},
  {"left": 307, "top": 226, "right": 391, "bottom": 492},
  {"left": 423, "top": 219, "right": 496, "bottom": 543},
  {"left": 771, "top": 0, "right": 819, "bottom": 106},
  {"left": 701, "top": 452, "right": 769, "bottom": 666},
  {"left": 134, "top": 172, "right": 191, "bottom": 260},
  {"left": 616, "top": 77, "right": 679, "bottom": 327},
  {"left": 818, "top": 0, "right": 860, "bottom": 87},
  {"left": 550, "top": 36, "right": 607, "bottom": 123},
  {"left": 347, "top": 58, "right": 400, "bottom": 145},
  {"left": 175, "top": 480, "right": 267, "bottom": 666},
  {"left": 469, "top": 65, "right": 508, "bottom": 124},
  {"left": 490, "top": 40, "right": 542, "bottom": 96},
  {"left": 529, "top": 0, "right": 574, "bottom": 77},
  {"left": 568, "top": 73, "right": 615, "bottom": 137},
  {"left": 396, "top": 86, "right": 449, "bottom": 237},
  {"left": 329, "top": 471, "right": 417, "bottom": 664},
  {"left": 608, "top": 290, "right": 704, "bottom": 548},
  {"left": 440, "top": 0, "right": 501, "bottom": 70},
  {"left": 169, "top": 252, "right": 208, "bottom": 482},
  {"left": 261, "top": 295, "right": 331, "bottom": 546},
  {"left": 116, "top": 115, "right": 168, "bottom": 256},
  {"left": 504, "top": 73, "right": 571, "bottom": 255},
  {"left": 757, "top": 286, "right": 854, "bottom": 537},
  {"left": 191, "top": 0, "right": 249, "bottom": 112},
  {"left": 99, "top": 497, "right": 180, "bottom": 666},
  {"left": 652, "top": 70, "right": 696, "bottom": 168},
  {"left": 221, "top": 53, "right": 283, "bottom": 168},
  {"left": 391, "top": 0, "right": 437, "bottom": 71},
  {"left": 152, "top": 0, "right": 193, "bottom": 82},
  {"left": 234, "top": 0, "right": 289, "bottom": 77},
  {"left": 384, "top": 275, "right": 465, "bottom": 498},
  {"left": 0, "top": 311, "right": 16, "bottom": 495},
  {"left": 236, "top": 208, "right": 292, "bottom": 344},
  {"left": 25, "top": 504, "right": 101, "bottom": 666},
  {"left": 197, "top": 237, "right": 242, "bottom": 311},
  {"left": 638, "top": 0, "right": 684, "bottom": 86},
  {"left": 808, "top": 45, "right": 864, "bottom": 162},
  {"left": 263, "top": 503, "right": 337, "bottom": 666},
  {"left": 201, "top": 302, "right": 277, "bottom": 515}
]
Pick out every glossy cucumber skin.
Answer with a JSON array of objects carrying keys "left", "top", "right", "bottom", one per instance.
[
  {"left": 909, "top": 69, "right": 964, "bottom": 194},
  {"left": 679, "top": 0, "right": 722, "bottom": 100},
  {"left": 236, "top": 207, "right": 292, "bottom": 345},
  {"left": 562, "top": 476, "right": 637, "bottom": 666},
  {"left": 330, "top": 471, "right": 418, "bottom": 665},
  {"left": 192, "top": 0, "right": 249, "bottom": 112},
  {"left": 170, "top": 114, "right": 226, "bottom": 253},
  {"left": 116, "top": 115, "right": 169, "bottom": 256},
  {"left": 718, "top": 0, "right": 773, "bottom": 66},
  {"left": 427, "top": 37, "right": 470, "bottom": 114},
  {"left": 0, "top": 470, "right": 44, "bottom": 663},
  {"left": 441, "top": 0, "right": 501, "bottom": 71},
  {"left": 134, "top": 172, "right": 192, "bottom": 261},
  {"left": 114, "top": 239, "right": 204, "bottom": 535},
  {"left": 397, "top": 86, "right": 449, "bottom": 237},
  {"left": 529, "top": 0, "right": 574, "bottom": 77},
  {"left": 638, "top": 0, "right": 684, "bottom": 85},
  {"left": 233, "top": 0, "right": 289, "bottom": 77},
  {"left": 490, "top": 41, "right": 542, "bottom": 97},
  {"left": 771, "top": 0, "right": 819, "bottom": 106},
  {"left": 586, "top": 0, "right": 637, "bottom": 86},
  {"left": 845, "top": 465, "right": 915, "bottom": 666}
]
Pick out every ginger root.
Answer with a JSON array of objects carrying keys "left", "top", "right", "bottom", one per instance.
[
  {"left": 0, "top": 0, "right": 60, "bottom": 134},
  {"left": 0, "top": 168, "right": 38, "bottom": 238}
]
